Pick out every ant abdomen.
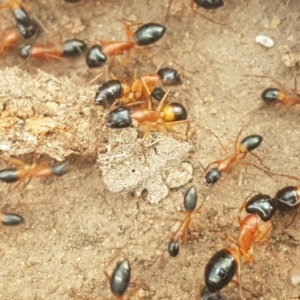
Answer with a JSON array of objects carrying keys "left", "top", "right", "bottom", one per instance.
[
  {"left": 163, "top": 103, "right": 187, "bottom": 122},
  {"left": 204, "top": 248, "right": 237, "bottom": 293},
  {"left": 134, "top": 23, "right": 166, "bottom": 46},
  {"left": 240, "top": 134, "right": 262, "bottom": 152},
  {"left": 194, "top": 0, "right": 224, "bottom": 9},
  {"left": 275, "top": 186, "right": 300, "bottom": 213},
  {"left": 261, "top": 88, "right": 279, "bottom": 103}
]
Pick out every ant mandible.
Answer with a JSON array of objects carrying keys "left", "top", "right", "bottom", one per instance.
[
  {"left": 168, "top": 186, "right": 205, "bottom": 257},
  {"left": 95, "top": 67, "right": 182, "bottom": 109},
  {"left": 85, "top": 22, "right": 166, "bottom": 68},
  {"left": 203, "top": 123, "right": 269, "bottom": 185},
  {"left": 0, "top": 152, "right": 69, "bottom": 192},
  {"left": 19, "top": 38, "right": 87, "bottom": 60}
]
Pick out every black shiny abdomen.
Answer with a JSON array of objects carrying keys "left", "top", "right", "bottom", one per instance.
[
  {"left": 111, "top": 261, "right": 131, "bottom": 296},
  {"left": 194, "top": 0, "right": 224, "bottom": 9},
  {"left": 2, "top": 213, "right": 24, "bottom": 226},
  {"left": 261, "top": 88, "right": 279, "bottom": 103},
  {"left": 204, "top": 248, "right": 237, "bottom": 293},
  {"left": 245, "top": 193, "right": 277, "bottom": 222},
  {"left": 12, "top": 7, "right": 31, "bottom": 26},
  {"left": 95, "top": 80, "right": 123, "bottom": 107},
  {"left": 157, "top": 68, "right": 182, "bottom": 86},
  {"left": 168, "top": 103, "right": 187, "bottom": 121},
  {"left": 85, "top": 45, "right": 107, "bottom": 68},
  {"left": 106, "top": 107, "right": 132, "bottom": 128},
  {"left": 275, "top": 186, "right": 299, "bottom": 212},
  {"left": 52, "top": 162, "right": 69, "bottom": 177},
  {"left": 205, "top": 167, "right": 221, "bottom": 185},
  {"left": 168, "top": 240, "right": 180, "bottom": 257},
  {"left": 20, "top": 44, "right": 32, "bottom": 58},
  {"left": 63, "top": 39, "right": 87, "bottom": 56},
  {"left": 184, "top": 186, "right": 197, "bottom": 212},
  {"left": 65, "top": 0, "right": 81, "bottom": 2},
  {"left": 0, "top": 169, "right": 19, "bottom": 183},
  {"left": 134, "top": 23, "right": 166, "bottom": 46},
  {"left": 240, "top": 134, "right": 262, "bottom": 152}
]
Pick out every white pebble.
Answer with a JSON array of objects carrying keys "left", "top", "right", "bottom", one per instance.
[{"left": 255, "top": 35, "right": 274, "bottom": 48}]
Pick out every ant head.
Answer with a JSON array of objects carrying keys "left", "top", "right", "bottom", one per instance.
[
  {"left": 163, "top": 103, "right": 187, "bottom": 122},
  {"left": 106, "top": 107, "right": 132, "bottom": 129},
  {"left": 240, "top": 134, "right": 262, "bottom": 152},
  {"left": 245, "top": 193, "right": 277, "bottom": 222},
  {"left": 168, "top": 240, "right": 179, "bottom": 257},
  {"left": 200, "top": 286, "right": 225, "bottom": 300},
  {"left": 20, "top": 44, "right": 32, "bottom": 58},
  {"left": 95, "top": 80, "right": 123, "bottom": 108},
  {"left": 261, "top": 88, "right": 279, "bottom": 103},
  {"left": 62, "top": 39, "right": 87, "bottom": 57},
  {"left": 134, "top": 23, "right": 166, "bottom": 46},
  {"left": 184, "top": 186, "right": 197, "bottom": 212},
  {"left": 157, "top": 68, "right": 182, "bottom": 86},
  {"left": 52, "top": 162, "right": 70, "bottom": 177},
  {"left": 194, "top": 0, "right": 224, "bottom": 9},
  {"left": 85, "top": 45, "right": 107, "bottom": 68},
  {"left": 275, "top": 186, "right": 299, "bottom": 213},
  {"left": 151, "top": 87, "right": 166, "bottom": 101},
  {"left": 205, "top": 168, "right": 221, "bottom": 185},
  {"left": 17, "top": 21, "right": 39, "bottom": 39},
  {"left": 2, "top": 213, "right": 24, "bottom": 226}
]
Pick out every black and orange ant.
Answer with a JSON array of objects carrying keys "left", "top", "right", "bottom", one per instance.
[
  {"left": 168, "top": 186, "right": 205, "bottom": 257},
  {"left": 95, "top": 67, "right": 182, "bottom": 108},
  {"left": 205, "top": 199, "right": 272, "bottom": 298},
  {"left": 0, "top": 0, "right": 38, "bottom": 39},
  {"left": 202, "top": 123, "right": 270, "bottom": 185},
  {"left": 19, "top": 38, "right": 87, "bottom": 60},
  {"left": 0, "top": 152, "right": 69, "bottom": 192},
  {"left": 85, "top": 22, "right": 166, "bottom": 68}
]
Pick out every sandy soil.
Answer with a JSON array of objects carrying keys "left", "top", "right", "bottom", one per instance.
[{"left": 1, "top": 0, "right": 300, "bottom": 299}]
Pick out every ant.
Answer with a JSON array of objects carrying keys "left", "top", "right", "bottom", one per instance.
[
  {"left": 95, "top": 67, "right": 182, "bottom": 108},
  {"left": 202, "top": 123, "right": 270, "bottom": 185},
  {"left": 168, "top": 186, "right": 205, "bottom": 257},
  {"left": 105, "top": 89, "right": 190, "bottom": 159},
  {"left": 19, "top": 38, "right": 87, "bottom": 60},
  {"left": 103, "top": 244, "right": 145, "bottom": 300},
  {"left": 0, "top": 0, "right": 38, "bottom": 39},
  {"left": 0, "top": 152, "right": 70, "bottom": 192},
  {"left": 205, "top": 199, "right": 272, "bottom": 298},
  {"left": 85, "top": 22, "right": 166, "bottom": 68}
]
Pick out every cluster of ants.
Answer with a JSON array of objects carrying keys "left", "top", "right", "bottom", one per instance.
[{"left": 2, "top": 0, "right": 300, "bottom": 299}]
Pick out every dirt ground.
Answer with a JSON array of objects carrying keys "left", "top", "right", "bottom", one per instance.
[{"left": 1, "top": 0, "right": 300, "bottom": 299}]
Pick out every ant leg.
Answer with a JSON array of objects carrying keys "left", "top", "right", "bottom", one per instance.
[
  {"left": 8, "top": 157, "right": 26, "bottom": 166},
  {"left": 165, "top": 0, "right": 174, "bottom": 21},
  {"left": 140, "top": 77, "right": 154, "bottom": 110},
  {"left": 156, "top": 89, "right": 171, "bottom": 113},
  {"left": 248, "top": 152, "right": 270, "bottom": 171},
  {"left": 234, "top": 121, "right": 250, "bottom": 153},
  {"left": 199, "top": 125, "right": 227, "bottom": 153},
  {"left": 230, "top": 279, "right": 260, "bottom": 298},
  {"left": 286, "top": 206, "right": 300, "bottom": 227},
  {"left": 165, "top": 120, "right": 190, "bottom": 141},
  {"left": 126, "top": 279, "right": 146, "bottom": 300}
]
